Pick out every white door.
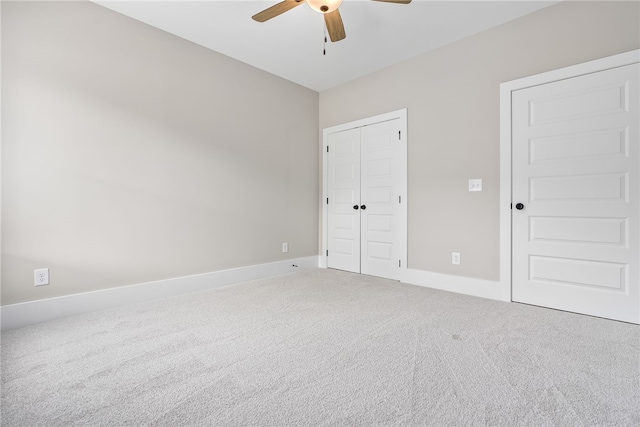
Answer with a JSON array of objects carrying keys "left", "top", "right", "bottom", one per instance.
[
  {"left": 327, "top": 119, "right": 403, "bottom": 280},
  {"left": 360, "top": 120, "right": 403, "bottom": 279},
  {"left": 327, "top": 128, "right": 361, "bottom": 273},
  {"left": 512, "top": 63, "right": 639, "bottom": 323}
]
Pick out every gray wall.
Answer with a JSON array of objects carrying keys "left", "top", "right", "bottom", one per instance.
[
  {"left": 1, "top": 1, "right": 319, "bottom": 305},
  {"left": 319, "top": 0, "right": 640, "bottom": 281},
  {"left": 3, "top": 1, "right": 638, "bottom": 306}
]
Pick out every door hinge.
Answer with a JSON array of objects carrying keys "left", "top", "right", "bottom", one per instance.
[
  {"left": 326, "top": 250, "right": 329, "bottom": 256},
  {"left": 510, "top": 203, "right": 512, "bottom": 210},
  {"left": 327, "top": 198, "right": 329, "bottom": 204},
  {"left": 399, "top": 195, "right": 401, "bottom": 204},
  {"left": 398, "top": 130, "right": 401, "bottom": 140},
  {"left": 326, "top": 146, "right": 329, "bottom": 153},
  {"left": 399, "top": 260, "right": 401, "bottom": 268}
]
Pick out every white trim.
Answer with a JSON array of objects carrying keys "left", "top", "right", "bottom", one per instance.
[
  {"left": 499, "top": 49, "right": 640, "bottom": 302},
  {"left": 403, "top": 269, "right": 505, "bottom": 302},
  {"left": 0, "top": 256, "right": 320, "bottom": 331},
  {"left": 321, "top": 108, "right": 408, "bottom": 275}
]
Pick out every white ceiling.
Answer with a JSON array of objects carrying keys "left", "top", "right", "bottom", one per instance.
[{"left": 94, "top": 0, "right": 559, "bottom": 92}]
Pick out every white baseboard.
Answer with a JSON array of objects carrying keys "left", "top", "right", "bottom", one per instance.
[
  {"left": 0, "top": 256, "right": 320, "bottom": 331},
  {"left": 402, "top": 268, "right": 509, "bottom": 302}
]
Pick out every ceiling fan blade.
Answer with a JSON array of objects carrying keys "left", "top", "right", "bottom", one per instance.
[
  {"left": 252, "top": 0, "right": 306, "bottom": 23},
  {"left": 370, "top": 0, "right": 412, "bottom": 4},
  {"left": 324, "top": 9, "right": 346, "bottom": 42}
]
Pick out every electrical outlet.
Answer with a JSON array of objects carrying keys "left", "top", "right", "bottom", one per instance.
[
  {"left": 34, "top": 268, "right": 50, "bottom": 286},
  {"left": 452, "top": 252, "right": 461, "bottom": 265},
  {"left": 282, "top": 243, "right": 288, "bottom": 253},
  {"left": 468, "top": 179, "right": 482, "bottom": 192}
]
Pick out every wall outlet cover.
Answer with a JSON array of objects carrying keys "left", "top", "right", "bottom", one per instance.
[
  {"left": 468, "top": 179, "right": 482, "bottom": 192},
  {"left": 452, "top": 252, "right": 461, "bottom": 265},
  {"left": 34, "top": 268, "right": 50, "bottom": 286}
]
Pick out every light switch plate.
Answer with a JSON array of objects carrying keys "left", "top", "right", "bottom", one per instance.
[{"left": 469, "top": 179, "right": 482, "bottom": 192}]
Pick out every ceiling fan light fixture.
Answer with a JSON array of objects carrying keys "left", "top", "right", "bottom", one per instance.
[{"left": 306, "top": 0, "right": 343, "bottom": 14}]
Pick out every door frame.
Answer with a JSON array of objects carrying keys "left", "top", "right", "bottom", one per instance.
[
  {"left": 499, "top": 49, "right": 640, "bottom": 302},
  {"left": 321, "top": 108, "right": 408, "bottom": 277}
]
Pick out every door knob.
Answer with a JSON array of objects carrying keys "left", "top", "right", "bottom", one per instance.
[
  {"left": 515, "top": 203, "right": 525, "bottom": 210},
  {"left": 353, "top": 205, "right": 359, "bottom": 210},
  {"left": 360, "top": 205, "right": 366, "bottom": 210}
]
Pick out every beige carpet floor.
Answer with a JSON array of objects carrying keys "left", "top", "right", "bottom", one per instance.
[{"left": 1, "top": 268, "right": 639, "bottom": 426}]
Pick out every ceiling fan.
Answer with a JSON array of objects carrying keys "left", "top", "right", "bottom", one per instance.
[{"left": 252, "top": 0, "right": 412, "bottom": 43}]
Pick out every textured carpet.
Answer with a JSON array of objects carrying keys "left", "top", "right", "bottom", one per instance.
[{"left": 1, "top": 268, "right": 639, "bottom": 426}]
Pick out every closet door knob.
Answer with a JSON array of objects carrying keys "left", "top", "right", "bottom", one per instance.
[
  {"left": 353, "top": 205, "right": 359, "bottom": 210},
  {"left": 515, "top": 203, "right": 525, "bottom": 210},
  {"left": 360, "top": 205, "right": 366, "bottom": 210}
]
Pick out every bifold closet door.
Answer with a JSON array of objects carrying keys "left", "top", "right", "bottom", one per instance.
[
  {"left": 360, "top": 119, "right": 403, "bottom": 279},
  {"left": 327, "top": 119, "right": 402, "bottom": 280},
  {"left": 327, "top": 128, "right": 361, "bottom": 273}
]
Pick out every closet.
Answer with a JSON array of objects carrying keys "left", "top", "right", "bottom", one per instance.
[{"left": 324, "top": 112, "right": 406, "bottom": 280}]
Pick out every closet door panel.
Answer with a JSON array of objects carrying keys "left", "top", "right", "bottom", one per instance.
[{"left": 327, "top": 128, "right": 361, "bottom": 273}]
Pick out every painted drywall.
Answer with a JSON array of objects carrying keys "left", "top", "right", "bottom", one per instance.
[
  {"left": 1, "top": 1, "right": 319, "bottom": 305},
  {"left": 319, "top": 0, "right": 640, "bottom": 281}
]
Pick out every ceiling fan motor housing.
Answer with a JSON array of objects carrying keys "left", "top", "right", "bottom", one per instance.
[{"left": 307, "top": 0, "right": 343, "bottom": 14}]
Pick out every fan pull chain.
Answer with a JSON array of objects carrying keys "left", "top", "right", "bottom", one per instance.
[{"left": 323, "top": 27, "right": 327, "bottom": 56}]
